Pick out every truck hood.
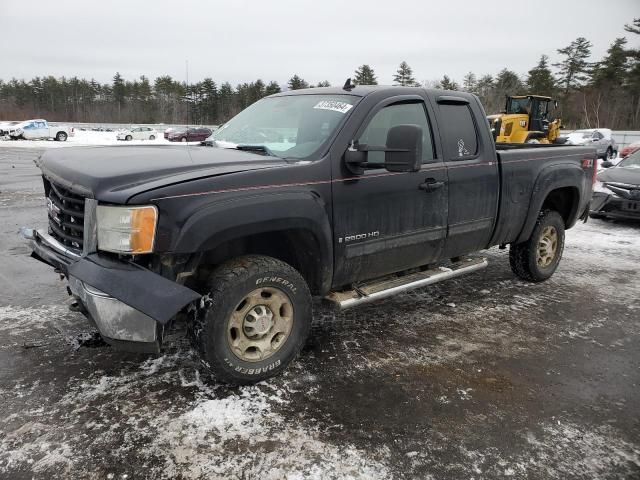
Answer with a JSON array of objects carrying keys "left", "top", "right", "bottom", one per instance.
[
  {"left": 598, "top": 166, "right": 640, "bottom": 186},
  {"left": 38, "top": 145, "right": 287, "bottom": 203}
]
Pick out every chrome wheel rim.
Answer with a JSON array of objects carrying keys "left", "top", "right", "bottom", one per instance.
[
  {"left": 536, "top": 226, "right": 558, "bottom": 268},
  {"left": 226, "top": 287, "right": 294, "bottom": 362}
]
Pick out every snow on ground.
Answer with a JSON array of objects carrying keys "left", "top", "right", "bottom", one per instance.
[{"left": 0, "top": 129, "right": 201, "bottom": 149}]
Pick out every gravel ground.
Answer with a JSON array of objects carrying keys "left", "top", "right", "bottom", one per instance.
[{"left": 0, "top": 146, "right": 639, "bottom": 480}]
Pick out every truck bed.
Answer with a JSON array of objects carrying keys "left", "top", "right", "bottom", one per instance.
[{"left": 490, "top": 145, "right": 596, "bottom": 247}]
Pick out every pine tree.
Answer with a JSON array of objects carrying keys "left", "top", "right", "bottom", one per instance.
[
  {"left": 591, "top": 39, "right": 628, "bottom": 88},
  {"left": 353, "top": 65, "right": 377, "bottom": 85},
  {"left": 495, "top": 69, "right": 523, "bottom": 95},
  {"left": 624, "top": 18, "right": 640, "bottom": 35},
  {"left": 526, "top": 55, "right": 555, "bottom": 96},
  {"left": 554, "top": 37, "right": 593, "bottom": 92},
  {"left": 112, "top": 72, "right": 126, "bottom": 119},
  {"left": 288, "top": 75, "right": 309, "bottom": 90},
  {"left": 439, "top": 75, "right": 459, "bottom": 91},
  {"left": 462, "top": 72, "right": 477, "bottom": 94},
  {"left": 623, "top": 19, "right": 640, "bottom": 127},
  {"left": 393, "top": 61, "right": 417, "bottom": 86},
  {"left": 265, "top": 81, "right": 281, "bottom": 95}
]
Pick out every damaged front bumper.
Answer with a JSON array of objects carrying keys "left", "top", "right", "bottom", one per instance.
[
  {"left": 590, "top": 192, "right": 640, "bottom": 220},
  {"left": 23, "top": 228, "right": 200, "bottom": 352}
]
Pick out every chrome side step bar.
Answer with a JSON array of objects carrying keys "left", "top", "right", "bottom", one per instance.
[{"left": 325, "top": 257, "right": 488, "bottom": 310}]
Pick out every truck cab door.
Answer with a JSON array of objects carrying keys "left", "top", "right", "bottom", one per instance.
[
  {"left": 434, "top": 97, "right": 499, "bottom": 258},
  {"left": 21, "top": 121, "right": 39, "bottom": 139},
  {"left": 332, "top": 97, "right": 448, "bottom": 286}
]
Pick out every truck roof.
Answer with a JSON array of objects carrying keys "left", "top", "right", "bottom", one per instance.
[{"left": 272, "top": 85, "right": 458, "bottom": 98}]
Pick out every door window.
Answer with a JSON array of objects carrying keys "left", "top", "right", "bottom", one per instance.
[
  {"left": 358, "top": 102, "right": 435, "bottom": 165},
  {"left": 438, "top": 104, "right": 478, "bottom": 160}
]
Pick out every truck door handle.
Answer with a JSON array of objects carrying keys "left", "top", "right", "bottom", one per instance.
[{"left": 418, "top": 179, "right": 444, "bottom": 192}]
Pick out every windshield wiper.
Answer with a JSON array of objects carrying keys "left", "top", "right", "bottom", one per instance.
[{"left": 234, "top": 144, "right": 276, "bottom": 157}]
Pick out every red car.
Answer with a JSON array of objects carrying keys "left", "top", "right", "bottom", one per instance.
[
  {"left": 167, "top": 127, "right": 212, "bottom": 142},
  {"left": 620, "top": 141, "right": 640, "bottom": 158}
]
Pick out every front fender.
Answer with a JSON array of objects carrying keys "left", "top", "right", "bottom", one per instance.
[{"left": 170, "top": 190, "right": 333, "bottom": 291}]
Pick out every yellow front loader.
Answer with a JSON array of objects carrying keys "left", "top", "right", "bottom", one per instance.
[{"left": 490, "top": 95, "right": 561, "bottom": 144}]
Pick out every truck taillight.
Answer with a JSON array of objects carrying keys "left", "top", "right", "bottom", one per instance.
[{"left": 581, "top": 158, "right": 597, "bottom": 185}]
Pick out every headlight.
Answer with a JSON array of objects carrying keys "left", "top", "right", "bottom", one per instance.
[
  {"left": 96, "top": 205, "right": 157, "bottom": 254},
  {"left": 593, "top": 181, "right": 610, "bottom": 194}
]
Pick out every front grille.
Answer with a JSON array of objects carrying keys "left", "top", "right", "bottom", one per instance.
[{"left": 44, "top": 178, "right": 85, "bottom": 253}]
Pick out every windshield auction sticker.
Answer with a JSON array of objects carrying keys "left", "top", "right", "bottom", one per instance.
[{"left": 313, "top": 100, "right": 353, "bottom": 114}]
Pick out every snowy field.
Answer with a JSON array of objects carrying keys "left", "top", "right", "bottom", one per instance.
[{"left": 0, "top": 146, "right": 639, "bottom": 479}]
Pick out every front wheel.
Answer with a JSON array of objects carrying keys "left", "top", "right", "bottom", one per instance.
[
  {"left": 509, "top": 210, "right": 565, "bottom": 282},
  {"left": 193, "top": 255, "right": 312, "bottom": 385},
  {"left": 149, "top": 135, "right": 155, "bottom": 140},
  {"left": 125, "top": 135, "right": 132, "bottom": 141}
]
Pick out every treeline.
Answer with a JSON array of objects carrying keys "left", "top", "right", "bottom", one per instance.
[{"left": 1, "top": 18, "right": 638, "bottom": 129}]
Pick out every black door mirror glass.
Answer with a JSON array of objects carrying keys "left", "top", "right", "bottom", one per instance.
[{"left": 384, "top": 124, "right": 423, "bottom": 173}]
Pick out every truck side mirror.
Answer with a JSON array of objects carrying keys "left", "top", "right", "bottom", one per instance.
[
  {"left": 601, "top": 160, "right": 613, "bottom": 168},
  {"left": 384, "top": 124, "right": 422, "bottom": 173}
]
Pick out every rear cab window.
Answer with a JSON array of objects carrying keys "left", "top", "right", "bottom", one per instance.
[{"left": 438, "top": 103, "right": 479, "bottom": 161}]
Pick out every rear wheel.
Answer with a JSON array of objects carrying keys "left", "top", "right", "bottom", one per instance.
[
  {"left": 181, "top": 137, "right": 187, "bottom": 142},
  {"left": 193, "top": 255, "right": 312, "bottom": 385},
  {"left": 509, "top": 210, "right": 565, "bottom": 282},
  {"left": 149, "top": 135, "right": 155, "bottom": 140},
  {"left": 55, "top": 131, "right": 67, "bottom": 141}
]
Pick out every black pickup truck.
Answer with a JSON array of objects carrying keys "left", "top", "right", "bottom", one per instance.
[{"left": 24, "top": 85, "right": 596, "bottom": 384}]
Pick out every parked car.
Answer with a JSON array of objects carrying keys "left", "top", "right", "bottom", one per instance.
[
  {"left": 163, "top": 127, "right": 177, "bottom": 139},
  {"left": 590, "top": 149, "right": 640, "bottom": 220},
  {"left": 167, "top": 127, "right": 213, "bottom": 142},
  {"left": 0, "top": 121, "right": 20, "bottom": 139},
  {"left": 116, "top": 126, "right": 158, "bottom": 141},
  {"left": 619, "top": 141, "right": 640, "bottom": 158},
  {"left": 564, "top": 128, "right": 617, "bottom": 160},
  {"left": 23, "top": 85, "right": 595, "bottom": 385},
  {"left": 7, "top": 119, "right": 74, "bottom": 141}
]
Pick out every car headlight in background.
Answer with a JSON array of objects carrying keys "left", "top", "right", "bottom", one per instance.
[{"left": 96, "top": 205, "right": 157, "bottom": 254}]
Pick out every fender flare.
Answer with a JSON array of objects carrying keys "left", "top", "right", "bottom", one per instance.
[
  {"left": 171, "top": 190, "right": 334, "bottom": 293},
  {"left": 516, "top": 163, "right": 583, "bottom": 244}
]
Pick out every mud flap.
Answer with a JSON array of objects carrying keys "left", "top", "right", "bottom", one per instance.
[
  {"left": 580, "top": 202, "right": 591, "bottom": 223},
  {"left": 67, "top": 254, "right": 201, "bottom": 324}
]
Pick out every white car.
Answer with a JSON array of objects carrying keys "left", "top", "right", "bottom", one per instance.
[
  {"left": 116, "top": 126, "right": 158, "bottom": 141},
  {"left": 8, "top": 119, "right": 74, "bottom": 141},
  {"left": 564, "top": 128, "right": 618, "bottom": 160}
]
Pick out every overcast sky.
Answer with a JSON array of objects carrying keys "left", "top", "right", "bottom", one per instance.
[{"left": 1, "top": 0, "right": 638, "bottom": 87}]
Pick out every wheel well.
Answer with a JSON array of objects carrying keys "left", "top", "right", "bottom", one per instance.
[
  {"left": 196, "top": 229, "right": 324, "bottom": 294},
  {"left": 541, "top": 187, "right": 579, "bottom": 226}
]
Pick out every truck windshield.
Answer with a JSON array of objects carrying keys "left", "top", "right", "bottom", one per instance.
[{"left": 210, "top": 95, "right": 359, "bottom": 159}]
